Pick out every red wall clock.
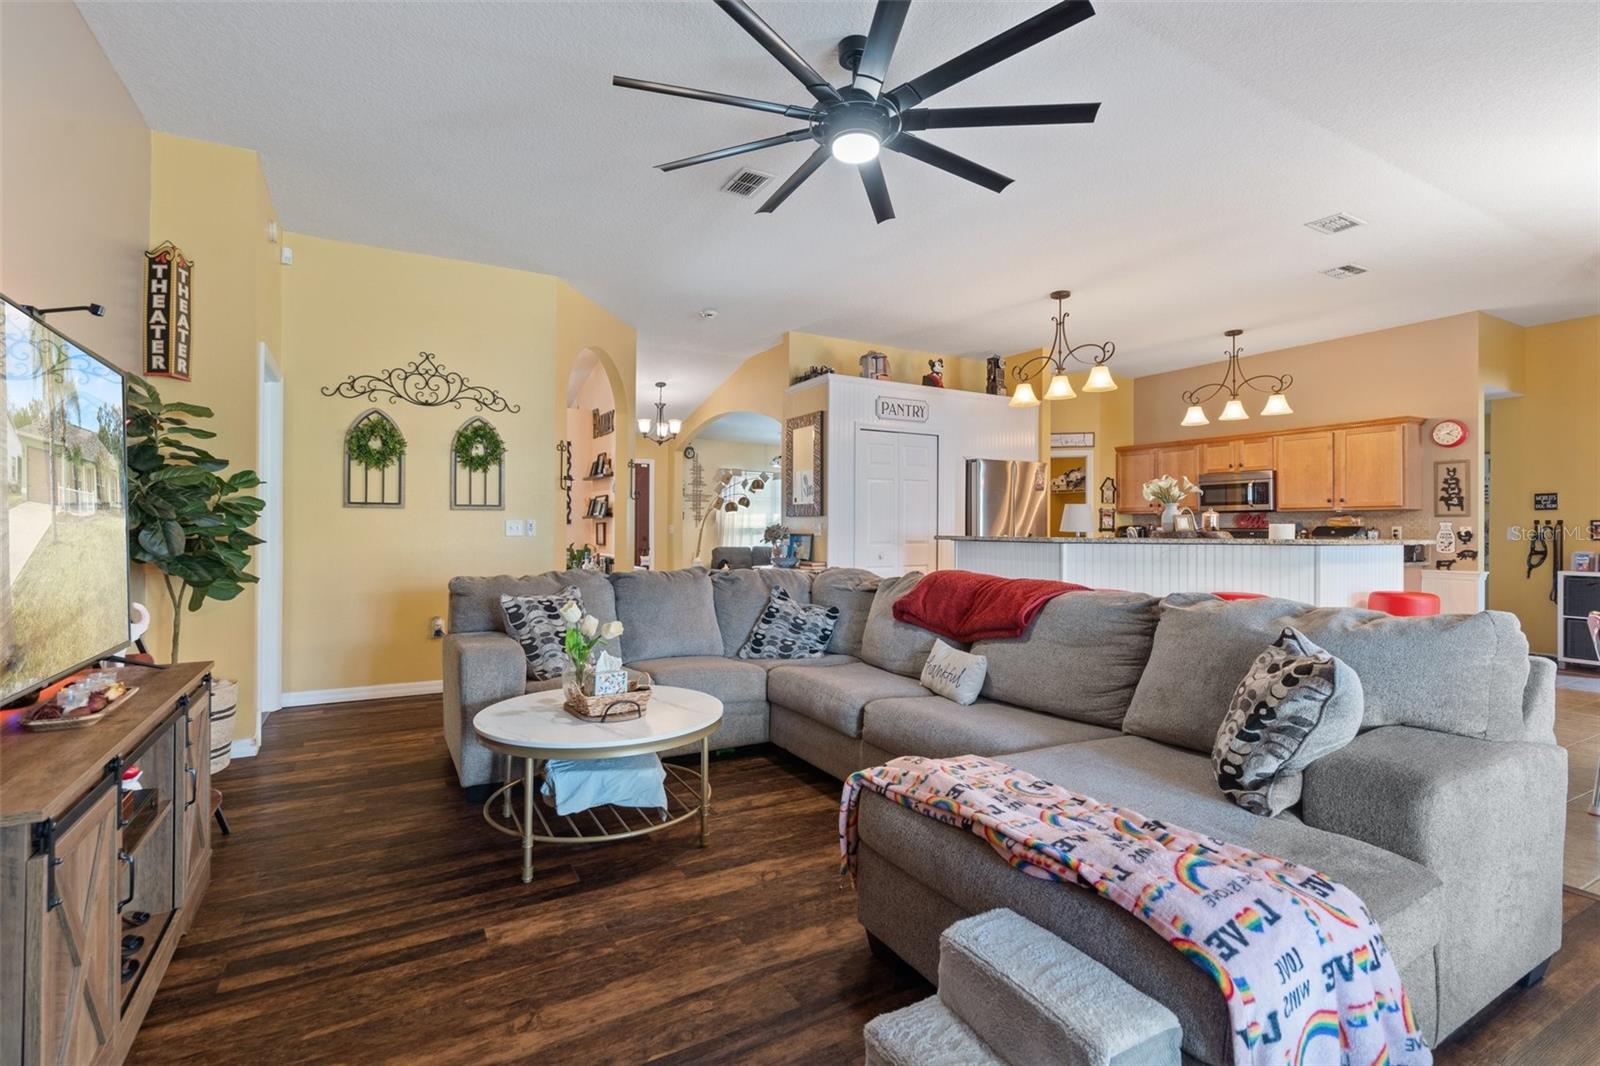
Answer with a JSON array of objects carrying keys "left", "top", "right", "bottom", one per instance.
[{"left": 1430, "top": 419, "right": 1469, "bottom": 448}]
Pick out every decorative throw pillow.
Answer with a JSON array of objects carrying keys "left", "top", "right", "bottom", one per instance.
[
  {"left": 1212, "top": 627, "right": 1363, "bottom": 816},
  {"left": 737, "top": 587, "right": 840, "bottom": 660},
  {"left": 501, "top": 587, "right": 579, "bottom": 681},
  {"left": 920, "top": 639, "right": 989, "bottom": 706}
]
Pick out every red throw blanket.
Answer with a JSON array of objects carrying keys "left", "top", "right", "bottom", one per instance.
[{"left": 892, "top": 570, "right": 1088, "bottom": 642}]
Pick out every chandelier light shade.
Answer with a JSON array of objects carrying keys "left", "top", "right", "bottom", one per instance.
[
  {"left": 1178, "top": 330, "right": 1294, "bottom": 427},
  {"left": 1009, "top": 291, "right": 1117, "bottom": 407},
  {"left": 639, "top": 381, "right": 680, "bottom": 444}
]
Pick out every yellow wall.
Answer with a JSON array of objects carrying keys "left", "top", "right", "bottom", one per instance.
[
  {"left": 1485, "top": 315, "right": 1600, "bottom": 654},
  {"left": 0, "top": 1, "right": 151, "bottom": 368},
  {"left": 146, "top": 133, "right": 281, "bottom": 742}
]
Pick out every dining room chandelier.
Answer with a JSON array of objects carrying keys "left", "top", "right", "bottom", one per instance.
[
  {"left": 1179, "top": 330, "right": 1293, "bottom": 426},
  {"left": 637, "top": 381, "right": 682, "bottom": 444},
  {"left": 1007, "top": 290, "right": 1117, "bottom": 408}
]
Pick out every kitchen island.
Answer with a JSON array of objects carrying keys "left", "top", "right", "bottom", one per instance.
[{"left": 940, "top": 535, "right": 1425, "bottom": 608}]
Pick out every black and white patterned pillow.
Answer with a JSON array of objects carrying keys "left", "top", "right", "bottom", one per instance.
[
  {"left": 1212, "top": 627, "right": 1363, "bottom": 816},
  {"left": 501, "top": 587, "right": 579, "bottom": 681},
  {"left": 737, "top": 586, "right": 839, "bottom": 660}
]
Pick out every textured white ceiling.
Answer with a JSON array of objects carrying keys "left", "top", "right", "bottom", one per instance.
[{"left": 82, "top": 1, "right": 1600, "bottom": 414}]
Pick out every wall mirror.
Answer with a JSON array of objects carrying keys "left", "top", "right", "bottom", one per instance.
[{"left": 783, "top": 411, "right": 824, "bottom": 517}]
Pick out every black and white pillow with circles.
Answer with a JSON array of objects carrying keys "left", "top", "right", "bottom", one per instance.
[
  {"left": 738, "top": 586, "right": 840, "bottom": 660},
  {"left": 1212, "top": 626, "right": 1363, "bottom": 816},
  {"left": 500, "top": 586, "right": 579, "bottom": 681}
]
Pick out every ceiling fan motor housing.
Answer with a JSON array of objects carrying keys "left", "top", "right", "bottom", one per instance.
[{"left": 818, "top": 90, "right": 900, "bottom": 149}]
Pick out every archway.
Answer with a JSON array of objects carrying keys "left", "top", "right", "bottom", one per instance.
[
  {"left": 674, "top": 411, "right": 782, "bottom": 569},
  {"left": 563, "top": 349, "right": 622, "bottom": 571}
]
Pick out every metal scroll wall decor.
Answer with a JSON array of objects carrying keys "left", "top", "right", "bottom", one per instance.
[
  {"left": 557, "top": 440, "right": 575, "bottom": 524},
  {"left": 321, "top": 352, "right": 522, "bottom": 413},
  {"left": 451, "top": 417, "right": 506, "bottom": 510},
  {"left": 345, "top": 409, "right": 406, "bottom": 507}
]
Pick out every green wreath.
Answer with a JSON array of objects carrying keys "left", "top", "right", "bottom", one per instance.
[
  {"left": 454, "top": 421, "right": 505, "bottom": 473},
  {"left": 346, "top": 416, "right": 407, "bottom": 470}
]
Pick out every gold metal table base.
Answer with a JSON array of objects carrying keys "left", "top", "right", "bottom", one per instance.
[{"left": 481, "top": 739, "right": 711, "bottom": 883}]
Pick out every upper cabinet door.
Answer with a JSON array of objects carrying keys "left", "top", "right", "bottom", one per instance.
[
  {"left": 1237, "top": 437, "right": 1276, "bottom": 472},
  {"left": 1155, "top": 446, "right": 1201, "bottom": 495},
  {"left": 1199, "top": 440, "right": 1237, "bottom": 474},
  {"left": 1337, "top": 423, "right": 1413, "bottom": 509},
  {"left": 1275, "top": 430, "right": 1336, "bottom": 510},
  {"left": 1117, "top": 449, "right": 1158, "bottom": 507}
]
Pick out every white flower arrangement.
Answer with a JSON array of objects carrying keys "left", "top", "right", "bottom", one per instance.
[
  {"left": 1141, "top": 474, "right": 1202, "bottom": 505},
  {"left": 560, "top": 601, "right": 624, "bottom": 668}
]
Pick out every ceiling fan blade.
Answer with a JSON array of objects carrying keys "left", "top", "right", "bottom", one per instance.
[
  {"left": 859, "top": 158, "right": 896, "bottom": 224},
  {"left": 852, "top": 1, "right": 912, "bottom": 97},
  {"left": 613, "top": 76, "right": 817, "bottom": 119},
  {"left": 657, "top": 129, "right": 814, "bottom": 172},
  {"left": 757, "top": 146, "right": 831, "bottom": 214},
  {"left": 715, "top": 0, "right": 842, "bottom": 103},
  {"left": 886, "top": 0, "right": 1095, "bottom": 110},
  {"left": 886, "top": 133, "right": 1012, "bottom": 193},
  {"left": 901, "top": 102, "right": 1099, "bottom": 130}
]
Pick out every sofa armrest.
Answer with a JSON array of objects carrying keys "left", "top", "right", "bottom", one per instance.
[
  {"left": 1520, "top": 656, "right": 1557, "bottom": 743},
  {"left": 441, "top": 632, "right": 527, "bottom": 788},
  {"left": 1301, "top": 726, "right": 1566, "bottom": 1037}
]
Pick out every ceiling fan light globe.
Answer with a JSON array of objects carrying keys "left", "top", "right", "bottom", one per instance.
[
  {"left": 830, "top": 131, "right": 881, "bottom": 165},
  {"left": 1043, "top": 372, "right": 1076, "bottom": 400},
  {"left": 1180, "top": 404, "right": 1210, "bottom": 427},
  {"left": 1260, "top": 392, "right": 1293, "bottom": 417},
  {"left": 1219, "top": 399, "right": 1249, "bottom": 422},
  {"left": 1008, "top": 381, "right": 1040, "bottom": 408},
  {"left": 1082, "top": 364, "right": 1117, "bottom": 393}
]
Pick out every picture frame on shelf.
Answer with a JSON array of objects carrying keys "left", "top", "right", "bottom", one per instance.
[{"left": 787, "top": 532, "right": 815, "bottom": 563}]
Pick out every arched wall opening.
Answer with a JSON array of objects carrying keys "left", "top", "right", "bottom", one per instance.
[{"left": 673, "top": 411, "right": 782, "bottom": 569}]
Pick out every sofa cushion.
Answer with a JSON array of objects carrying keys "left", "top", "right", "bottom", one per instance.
[
  {"left": 813, "top": 568, "right": 880, "bottom": 657},
  {"left": 710, "top": 568, "right": 814, "bottom": 656},
  {"left": 972, "top": 592, "right": 1159, "bottom": 729},
  {"left": 855, "top": 735, "right": 1445, "bottom": 1066},
  {"left": 1213, "top": 627, "right": 1364, "bottom": 816},
  {"left": 500, "top": 587, "right": 578, "bottom": 681},
  {"left": 1124, "top": 594, "right": 1532, "bottom": 752},
  {"left": 862, "top": 572, "right": 954, "bottom": 678},
  {"left": 862, "top": 696, "right": 1117, "bottom": 760},
  {"left": 611, "top": 569, "right": 723, "bottom": 662},
  {"left": 627, "top": 655, "right": 769, "bottom": 705},
  {"left": 449, "top": 570, "right": 618, "bottom": 646},
  {"left": 768, "top": 661, "right": 927, "bottom": 737}
]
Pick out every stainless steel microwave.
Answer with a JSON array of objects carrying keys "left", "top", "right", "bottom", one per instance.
[{"left": 1197, "top": 470, "right": 1275, "bottom": 512}]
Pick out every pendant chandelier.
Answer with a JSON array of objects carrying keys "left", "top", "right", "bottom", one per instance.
[
  {"left": 1008, "top": 291, "right": 1117, "bottom": 408},
  {"left": 1179, "top": 330, "right": 1293, "bottom": 427},
  {"left": 637, "top": 381, "right": 682, "bottom": 444}
]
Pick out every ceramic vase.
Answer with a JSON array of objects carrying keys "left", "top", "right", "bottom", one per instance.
[{"left": 1160, "top": 502, "right": 1179, "bottom": 532}]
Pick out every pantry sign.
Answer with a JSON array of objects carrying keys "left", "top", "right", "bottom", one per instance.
[{"left": 144, "top": 242, "right": 193, "bottom": 380}]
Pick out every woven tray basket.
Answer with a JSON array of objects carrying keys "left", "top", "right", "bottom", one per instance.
[{"left": 564, "top": 669, "right": 654, "bottom": 720}]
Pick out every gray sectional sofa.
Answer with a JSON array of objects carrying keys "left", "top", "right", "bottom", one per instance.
[{"left": 441, "top": 566, "right": 1566, "bottom": 1064}]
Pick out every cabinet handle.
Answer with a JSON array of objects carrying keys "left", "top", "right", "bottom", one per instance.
[
  {"left": 118, "top": 850, "right": 136, "bottom": 912},
  {"left": 186, "top": 766, "right": 198, "bottom": 809}
]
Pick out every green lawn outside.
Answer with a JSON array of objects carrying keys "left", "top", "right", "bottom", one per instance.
[{"left": 8, "top": 510, "right": 127, "bottom": 692}]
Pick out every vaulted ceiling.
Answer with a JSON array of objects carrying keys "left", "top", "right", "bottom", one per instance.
[{"left": 82, "top": 1, "right": 1599, "bottom": 414}]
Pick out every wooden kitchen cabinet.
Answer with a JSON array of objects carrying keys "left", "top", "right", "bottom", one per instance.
[
  {"left": 1274, "top": 430, "right": 1337, "bottom": 510},
  {"left": 1336, "top": 422, "right": 1418, "bottom": 509},
  {"left": 1199, "top": 437, "right": 1276, "bottom": 474},
  {"left": 1156, "top": 446, "right": 1201, "bottom": 492},
  {"left": 1116, "top": 448, "right": 1157, "bottom": 506}
]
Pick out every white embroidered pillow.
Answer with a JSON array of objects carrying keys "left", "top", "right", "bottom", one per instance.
[{"left": 919, "top": 639, "right": 988, "bottom": 706}]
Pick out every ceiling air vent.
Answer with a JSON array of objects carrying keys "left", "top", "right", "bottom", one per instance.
[
  {"left": 721, "top": 169, "right": 774, "bottom": 198},
  {"left": 1320, "top": 264, "right": 1369, "bottom": 279},
  {"left": 1305, "top": 212, "right": 1366, "bottom": 235}
]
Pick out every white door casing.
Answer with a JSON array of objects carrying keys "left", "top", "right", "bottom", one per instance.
[{"left": 255, "top": 342, "right": 284, "bottom": 734}]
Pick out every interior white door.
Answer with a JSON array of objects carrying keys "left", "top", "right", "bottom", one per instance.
[{"left": 855, "top": 429, "right": 939, "bottom": 576}]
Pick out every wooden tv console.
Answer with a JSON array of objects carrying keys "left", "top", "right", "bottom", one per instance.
[{"left": 1, "top": 661, "right": 214, "bottom": 1065}]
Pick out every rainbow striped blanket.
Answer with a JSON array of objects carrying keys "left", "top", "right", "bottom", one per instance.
[{"left": 840, "top": 755, "right": 1431, "bottom": 1066}]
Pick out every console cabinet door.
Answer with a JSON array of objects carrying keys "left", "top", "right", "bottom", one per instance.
[
  {"left": 1275, "top": 430, "right": 1337, "bottom": 510},
  {"left": 32, "top": 789, "right": 119, "bottom": 1066},
  {"left": 1336, "top": 423, "right": 1412, "bottom": 509},
  {"left": 176, "top": 691, "right": 212, "bottom": 908}
]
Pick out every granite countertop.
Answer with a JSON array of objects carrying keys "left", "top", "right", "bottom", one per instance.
[{"left": 938, "top": 535, "right": 1430, "bottom": 547}]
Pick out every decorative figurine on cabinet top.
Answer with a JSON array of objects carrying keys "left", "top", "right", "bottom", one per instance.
[
  {"left": 922, "top": 358, "right": 945, "bottom": 388},
  {"left": 985, "top": 355, "right": 1005, "bottom": 395}
]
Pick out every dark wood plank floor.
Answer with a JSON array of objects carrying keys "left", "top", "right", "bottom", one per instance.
[{"left": 130, "top": 696, "right": 1598, "bottom": 1065}]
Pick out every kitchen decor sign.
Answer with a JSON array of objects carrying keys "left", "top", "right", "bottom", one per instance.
[
  {"left": 875, "top": 396, "right": 929, "bottom": 423},
  {"left": 144, "top": 241, "right": 193, "bottom": 380}
]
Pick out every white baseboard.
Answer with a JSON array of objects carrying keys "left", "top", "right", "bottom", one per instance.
[
  {"left": 230, "top": 738, "right": 260, "bottom": 758},
  {"left": 280, "top": 679, "right": 444, "bottom": 708}
]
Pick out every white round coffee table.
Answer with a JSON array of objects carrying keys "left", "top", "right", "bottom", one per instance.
[{"left": 472, "top": 685, "right": 723, "bottom": 882}]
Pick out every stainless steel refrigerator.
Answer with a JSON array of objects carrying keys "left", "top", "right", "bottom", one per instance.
[{"left": 965, "top": 459, "right": 1049, "bottom": 538}]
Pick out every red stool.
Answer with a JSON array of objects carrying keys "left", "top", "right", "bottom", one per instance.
[
  {"left": 1213, "top": 592, "right": 1266, "bottom": 601},
  {"left": 1367, "top": 591, "right": 1441, "bottom": 616}
]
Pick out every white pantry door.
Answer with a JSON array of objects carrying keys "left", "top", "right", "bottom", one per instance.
[{"left": 855, "top": 429, "right": 938, "bottom": 576}]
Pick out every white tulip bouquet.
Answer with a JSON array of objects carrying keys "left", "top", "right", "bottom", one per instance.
[
  {"left": 1141, "top": 475, "right": 1201, "bottom": 505},
  {"left": 558, "top": 600, "right": 624, "bottom": 670}
]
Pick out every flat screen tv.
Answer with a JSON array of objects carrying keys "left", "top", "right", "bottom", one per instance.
[{"left": 1, "top": 295, "right": 131, "bottom": 705}]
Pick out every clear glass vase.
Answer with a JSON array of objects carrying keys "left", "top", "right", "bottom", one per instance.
[{"left": 562, "top": 656, "right": 593, "bottom": 702}]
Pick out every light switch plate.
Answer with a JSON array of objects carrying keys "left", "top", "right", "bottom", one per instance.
[
  {"left": 525, "top": 519, "right": 538, "bottom": 537},
  {"left": 504, "top": 518, "right": 525, "bottom": 537}
]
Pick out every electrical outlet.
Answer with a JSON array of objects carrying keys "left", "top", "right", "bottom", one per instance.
[
  {"left": 504, "top": 518, "right": 525, "bottom": 537},
  {"left": 429, "top": 616, "right": 445, "bottom": 639},
  {"left": 525, "top": 519, "right": 538, "bottom": 537},
  {"left": 1390, "top": 526, "right": 1402, "bottom": 540}
]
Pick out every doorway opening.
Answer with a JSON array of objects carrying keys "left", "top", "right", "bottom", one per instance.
[
  {"left": 1049, "top": 449, "right": 1094, "bottom": 537},
  {"left": 566, "top": 351, "right": 617, "bottom": 570}
]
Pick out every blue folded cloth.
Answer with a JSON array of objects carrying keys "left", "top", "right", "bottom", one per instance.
[{"left": 541, "top": 753, "right": 668, "bottom": 817}]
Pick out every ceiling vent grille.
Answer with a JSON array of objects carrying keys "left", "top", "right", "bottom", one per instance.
[
  {"left": 1320, "top": 264, "right": 1369, "bottom": 279},
  {"left": 721, "top": 169, "right": 774, "bottom": 198},
  {"left": 1305, "top": 212, "right": 1366, "bottom": 235}
]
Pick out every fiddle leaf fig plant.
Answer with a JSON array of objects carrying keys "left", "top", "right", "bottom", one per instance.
[{"left": 125, "top": 376, "right": 264, "bottom": 662}]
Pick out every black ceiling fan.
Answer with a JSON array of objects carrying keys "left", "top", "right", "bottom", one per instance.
[{"left": 614, "top": 0, "right": 1101, "bottom": 224}]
